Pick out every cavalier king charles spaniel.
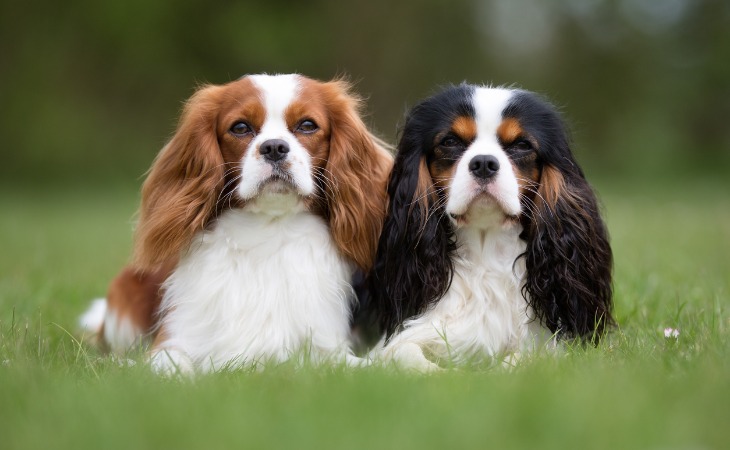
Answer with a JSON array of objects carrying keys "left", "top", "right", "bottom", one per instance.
[
  {"left": 368, "top": 84, "right": 613, "bottom": 371},
  {"left": 80, "top": 74, "right": 392, "bottom": 374}
]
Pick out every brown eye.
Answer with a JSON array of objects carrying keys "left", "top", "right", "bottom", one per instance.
[
  {"left": 296, "top": 120, "right": 318, "bottom": 134},
  {"left": 230, "top": 121, "right": 253, "bottom": 136},
  {"left": 440, "top": 136, "right": 461, "bottom": 148},
  {"left": 514, "top": 140, "right": 533, "bottom": 151}
]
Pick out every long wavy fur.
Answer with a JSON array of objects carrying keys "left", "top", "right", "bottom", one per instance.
[
  {"left": 319, "top": 79, "right": 393, "bottom": 272},
  {"left": 510, "top": 91, "right": 613, "bottom": 342},
  {"left": 369, "top": 87, "right": 473, "bottom": 338},
  {"left": 521, "top": 169, "right": 613, "bottom": 342},
  {"left": 133, "top": 84, "right": 225, "bottom": 271}
]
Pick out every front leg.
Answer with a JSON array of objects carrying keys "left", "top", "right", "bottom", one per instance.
[
  {"left": 344, "top": 352, "right": 372, "bottom": 368},
  {"left": 149, "top": 347, "right": 195, "bottom": 377},
  {"left": 384, "top": 341, "right": 442, "bottom": 373}
]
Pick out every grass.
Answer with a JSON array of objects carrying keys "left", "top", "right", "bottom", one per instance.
[{"left": 0, "top": 177, "right": 728, "bottom": 449}]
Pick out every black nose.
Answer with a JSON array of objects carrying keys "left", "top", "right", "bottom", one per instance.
[
  {"left": 259, "top": 139, "right": 290, "bottom": 162},
  {"left": 468, "top": 155, "right": 500, "bottom": 179}
]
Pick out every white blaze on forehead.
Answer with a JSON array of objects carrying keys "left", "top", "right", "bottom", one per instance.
[
  {"left": 249, "top": 74, "right": 301, "bottom": 133},
  {"left": 472, "top": 87, "right": 514, "bottom": 136}
]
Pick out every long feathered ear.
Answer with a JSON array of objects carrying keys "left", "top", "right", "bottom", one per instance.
[
  {"left": 522, "top": 162, "right": 614, "bottom": 343},
  {"left": 370, "top": 136, "right": 457, "bottom": 339},
  {"left": 322, "top": 80, "right": 393, "bottom": 272},
  {"left": 132, "top": 84, "right": 225, "bottom": 271}
]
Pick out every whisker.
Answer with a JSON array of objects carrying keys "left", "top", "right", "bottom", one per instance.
[
  {"left": 201, "top": 161, "right": 240, "bottom": 178},
  {"left": 514, "top": 177, "right": 554, "bottom": 219},
  {"left": 518, "top": 193, "right": 559, "bottom": 235},
  {"left": 414, "top": 195, "right": 448, "bottom": 246},
  {"left": 216, "top": 175, "right": 242, "bottom": 205},
  {"left": 409, "top": 183, "right": 448, "bottom": 206},
  {"left": 518, "top": 195, "right": 542, "bottom": 222},
  {"left": 311, "top": 170, "right": 340, "bottom": 198},
  {"left": 214, "top": 174, "right": 243, "bottom": 219},
  {"left": 308, "top": 158, "right": 342, "bottom": 191}
]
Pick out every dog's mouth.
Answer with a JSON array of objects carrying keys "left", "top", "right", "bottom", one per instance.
[
  {"left": 241, "top": 170, "right": 310, "bottom": 216},
  {"left": 258, "top": 171, "right": 299, "bottom": 195},
  {"left": 449, "top": 191, "right": 519, "bottom": 227}
]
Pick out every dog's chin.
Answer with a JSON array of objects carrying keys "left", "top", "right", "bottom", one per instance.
[
  {"left": 259, "top": 177, "right": 298, "bottom": 196},
  {"left": 243, "top": 176, "right": 308, "bottom": 216},
  {"left": 449, "top": 193, "right": 519, "bottom": 229}
]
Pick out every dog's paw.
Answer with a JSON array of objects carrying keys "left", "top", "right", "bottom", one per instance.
[
  {"left": 149, "top": 348, "right": 195, "bottom": 377},
  {"left": 389, "top": 342, "right": 443, "bottom": 373}
]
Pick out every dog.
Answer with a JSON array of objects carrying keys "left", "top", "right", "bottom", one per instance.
[
  {"left": 368, "top": 84, "right": 613, "bottom": 371},
  {"left": 80, "top": 74, "right": 393, "bottom": 374}
]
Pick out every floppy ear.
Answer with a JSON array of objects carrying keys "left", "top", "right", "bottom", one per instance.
[
  {"left": 522, "top": 161, "right": 614, "bottom": 343},
  {"left": 133, "top": 85, "right": 225, "bottom": 271},
  {"left": 370, "top": 132, "right": 457, "bottom": 339},
  {"left": 323, "top": 80, "right": 393, "bottom": 272}
]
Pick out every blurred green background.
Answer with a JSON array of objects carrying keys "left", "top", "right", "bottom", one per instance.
[{"left": 2, "top": 0, "right": 729, "bottom": 188}]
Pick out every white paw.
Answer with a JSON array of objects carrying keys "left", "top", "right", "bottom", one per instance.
[
  {"left": 501, "top": 352, "right": 522, "bottom": 369},
  {"left": 389, "top": 342, "right": 442, "bottom": 373},
  {"left": 344, "top": 353, "right": 371, "bottom": 368},
  {"left": 149, "top": 348, "right": 195, "bottom": 377}
]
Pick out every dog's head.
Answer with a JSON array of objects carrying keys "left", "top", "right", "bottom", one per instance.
[{"left": 134, "top": 74, "right": 392, "bottom": 272}]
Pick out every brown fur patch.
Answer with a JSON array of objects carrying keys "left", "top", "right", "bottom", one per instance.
[
  {"left": 428, "top": 155, "right": 457, "bottom": 191},
  {"left": 104, "top": 263, "right": 174, "bottom": 341},
  {"left": 512, "top": 163, "right": 540, "bottom": 202},
  {"left": 133, "top": 95, "right": 222, "bottom": 269},
  {"left": 538, "top": 165, "right": 565, "bottom": 209},
  {"left": 451, "top": 116, "right": 477, "bottom": 143},
  {"left": 411, "top": 157, "right": 438, "bottom": 225},
  {"left": 216, "top": 79, "right": 266, "bottom": 134},
  {"left": 284, "top": 77, "right": 333, "bottom": 173},
  {"left": 217, "top": 78, "right": 266, "bottom": 164},
  {"left": 497, "top": 117, "right": 524, "bottom": 144},
  {"left": 312, "top": 78, "right": 394, "bottom": 271}
]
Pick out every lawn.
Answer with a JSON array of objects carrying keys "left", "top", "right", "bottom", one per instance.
[{"left": 0, "top": 178, "right": 728, "bottom": 449}]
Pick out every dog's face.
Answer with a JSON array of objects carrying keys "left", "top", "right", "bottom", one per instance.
[
  {"left": 418, "top": 87, "right": 555, "bottom": 229},
  {"left": 133, "top": 74, "right": 393, "bottom": 272},
  {"left": 213, "top": 75, "right": 333, "bottom": 204}
]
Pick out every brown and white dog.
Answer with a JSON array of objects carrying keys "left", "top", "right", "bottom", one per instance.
[{"left": 80, "top": 74, "right": 392, "bottom": 374}]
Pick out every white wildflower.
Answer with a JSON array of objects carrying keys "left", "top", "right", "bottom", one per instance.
[{"left": 663, "top": 327, "right": 680, "bottom": 339}]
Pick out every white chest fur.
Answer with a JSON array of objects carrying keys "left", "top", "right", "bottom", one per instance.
[
  {"left": 154, "top": 201, "right": 355, "bottom": 373},
  {"left": 383, "top": 221, "right": 548, "bottom": 368}
]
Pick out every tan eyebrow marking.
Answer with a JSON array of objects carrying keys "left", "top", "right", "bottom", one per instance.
[
  {"left": 497, "top": 117, "right": 524, "bottom": 144},
  {"left": 451, "top": 116, "right": 477, "bottom": 142}
]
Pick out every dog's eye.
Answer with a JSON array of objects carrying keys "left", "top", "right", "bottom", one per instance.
[
  {"left": 507, "top": 139, "right": 537, "bottom": 163},
  {"left": 440, "top": 136, "right": 461, "bottom": 148},
  {"left": 296, "top": 120, "right": 319, "bottom": 134},
  {"left": 230, "top": 121, "right": 253, "bottom": 136},
  {"left": 506, "top": 139, "right": 534, "bottom": 157},
  {"left": 513, "top": 140, "right": 533, "bottom": 151}
]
